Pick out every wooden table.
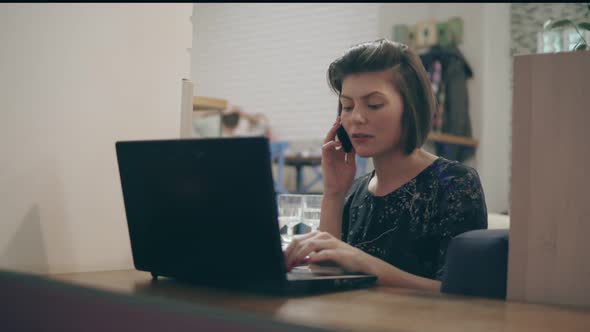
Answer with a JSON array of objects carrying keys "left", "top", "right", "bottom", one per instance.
[
  {"left": 49, "top": 270, "right": 590, "bottom": 332},
  {"left": 284, "top": 155, "right": 322, "bottom": 193}
]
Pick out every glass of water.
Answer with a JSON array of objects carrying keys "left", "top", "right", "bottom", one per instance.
[
  {"left": 277, "top": 194, "right": 303, "bottom": 245},
  {"left": 302, "top": 194, "right": 322, "bottom": 233}
]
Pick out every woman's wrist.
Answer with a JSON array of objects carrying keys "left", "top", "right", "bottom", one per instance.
[
  {"left": 319, "top": 193, "right": 346, "bottom": 239},
  {"left": 358, "top": 251, "right": 383, "bottom": 276},
  {"left": 362, "top": 255, "right": 441, "bottom": 291},
  {"left": 322, "top": 192, "right": 347, "bottom": 201}
]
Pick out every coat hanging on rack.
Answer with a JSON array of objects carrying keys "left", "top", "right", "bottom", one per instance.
[{"left": 420, "top": 44, "right": 475, "bottom": 162}]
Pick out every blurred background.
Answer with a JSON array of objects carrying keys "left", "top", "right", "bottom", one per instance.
[{"left": 190, "top": 3, "right": 587, "bottom": 213}]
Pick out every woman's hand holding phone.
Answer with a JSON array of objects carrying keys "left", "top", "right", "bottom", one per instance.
[
  {"left": 336, "top": 125, "right": 353, "bottom": 153},
  {"left": 321, "top": 117, "right": 356, "bottom": 197}
]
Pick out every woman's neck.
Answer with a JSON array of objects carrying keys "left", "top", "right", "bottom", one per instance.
[{"left": 369, "top": 148, "right": 437, "bottom": 196}]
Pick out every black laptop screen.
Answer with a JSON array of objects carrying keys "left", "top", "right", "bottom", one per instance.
[{"left": 115, "top": 137, "right": 286, "bottom": 287}]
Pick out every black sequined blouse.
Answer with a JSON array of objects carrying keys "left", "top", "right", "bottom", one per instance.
[{"left": 341, "top": 157, "right": 488, "bottom": 281}]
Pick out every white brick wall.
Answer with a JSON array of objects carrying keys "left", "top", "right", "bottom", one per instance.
[{"left": 192, "top": 3, "right": 379, "bottom": 141}]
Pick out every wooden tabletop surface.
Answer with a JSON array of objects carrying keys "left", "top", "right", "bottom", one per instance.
[{"left": 49, "top": 269, "right": 590, "bottom": 332}]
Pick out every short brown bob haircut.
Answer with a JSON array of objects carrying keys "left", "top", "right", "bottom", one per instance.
[{"left": 327, "top": 39, "right": 435, "bottom": 155}]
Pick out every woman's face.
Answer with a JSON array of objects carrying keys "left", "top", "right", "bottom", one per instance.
[{"left": 340, "top": 70, "right": 404, "bottom": 158}]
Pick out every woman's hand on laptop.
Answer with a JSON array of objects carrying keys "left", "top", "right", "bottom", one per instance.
[{"left": 283, "top": 231, "right": 372, "bottom": 274}]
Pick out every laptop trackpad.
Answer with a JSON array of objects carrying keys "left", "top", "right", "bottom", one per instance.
[{"left": 287, "top": 265, "right": 367, "bottom": 280}]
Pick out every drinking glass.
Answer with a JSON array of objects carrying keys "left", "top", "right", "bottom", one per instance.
[
  {"left": 277, "top": 194, "right": 303, "bottom": 245},
  {"left": 302, "top": 194, "right": 322, "bottom": 232}
]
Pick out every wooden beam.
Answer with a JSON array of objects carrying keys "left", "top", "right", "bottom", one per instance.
[
  {"left": 193, "top": 96, "right": 227, "bottom": 111},
  {"left": 427, "top": 132, "right": 479, "bottom": 147}
]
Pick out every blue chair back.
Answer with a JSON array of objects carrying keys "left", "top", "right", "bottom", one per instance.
[
  {"left": 270, "top": 141, "right": 289, "bottom": 194},
  {"left": 441, "top": 229, "right": 509, "bottom": 299}
]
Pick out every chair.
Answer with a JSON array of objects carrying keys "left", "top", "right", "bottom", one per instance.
[
  {"left": 440, "top": 229, "right": 509, "bottom": 299},
  {"left": 300, "top": 163, "right": 323, "bottom": 194},
  {"left": 270, "top": 141, "right": 290, "bottom": 194}
]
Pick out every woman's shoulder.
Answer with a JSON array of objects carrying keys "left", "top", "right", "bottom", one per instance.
[
  {"left": 436, "top": 158, "right": 485, "bottom": 209},
  {"left": 429, "top": 156, "right": 475, "bottom": 175},
  {"left": 431, "top": 157, "right": 481, "bottom": 182},
  {"left": 426, "top": 157, "right": 484, "bottom": 197}
]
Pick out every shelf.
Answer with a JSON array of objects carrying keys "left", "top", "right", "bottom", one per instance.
[
  {"left": 193, "top": 96, "right": 227, "bottom": 111},
  {"left": 427, "top": 132, "right": 479, "bottom": 147}
]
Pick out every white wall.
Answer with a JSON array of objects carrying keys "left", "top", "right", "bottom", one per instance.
[
  {"left": 379, "top": 3, "right": 511, "bottom": 213},
  {"left": 192, "top": 3, "right": 380, "bottom": 141},
  {"left": 0, "top": 4, "right": 193, "bottom": 274},
  {"left": 479, "top": 4, "right": 511, "bottom": 214}
]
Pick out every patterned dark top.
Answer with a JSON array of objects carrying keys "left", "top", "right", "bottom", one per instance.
[{"left": 341, "top": 157, "right": 487, "bottom": 281}]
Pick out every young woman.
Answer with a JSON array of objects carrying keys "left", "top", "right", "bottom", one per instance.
[{"left": 284, "top": 39, "right": 487, "bottom": 292}]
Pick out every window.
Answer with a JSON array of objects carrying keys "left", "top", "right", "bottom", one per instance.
[{"left": 538, "top": 28, "right": 590, "bottom": 53}]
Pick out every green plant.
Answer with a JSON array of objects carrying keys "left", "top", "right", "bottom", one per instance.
[{"left": 543, "top": 3, "right": 590, "bottom": 51}]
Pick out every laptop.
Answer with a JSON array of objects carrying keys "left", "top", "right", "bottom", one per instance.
[{"left": 115, "top": 137, "right": 377, "bottom": 295}]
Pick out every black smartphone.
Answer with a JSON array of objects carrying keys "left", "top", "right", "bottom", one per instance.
[{"left": 336, "top": 98, "right": 353, "bottom": 153}]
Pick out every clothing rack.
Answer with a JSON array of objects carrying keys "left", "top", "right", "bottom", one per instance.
[
  {"left": 393, "top": 18, "right": 478, "bottom": 150},
  {"left": 392, "top": 17, "right": 463, "bottom": 51}
]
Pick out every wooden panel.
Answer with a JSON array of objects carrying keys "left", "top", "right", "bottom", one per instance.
[
  {"left": 527, "top": 53, "right": 561, "bottom": 303},
  {"left": 507, "top": 55, "right": 532, "bottom": 302},
  {"left": 508, "top": 52, "right": 590, "bottom": 307}
]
